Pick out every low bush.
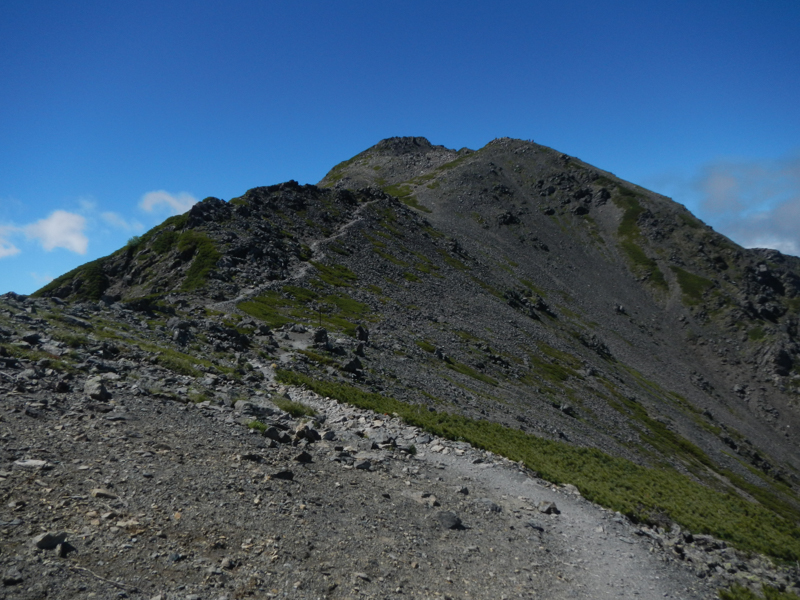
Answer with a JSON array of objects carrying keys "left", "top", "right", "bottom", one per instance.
[
  {"left": 272, "top": 396, "right": 317, "bottom": 418},
  {"left": 719, "top": 584, "right": 800, "bottom": 600}
]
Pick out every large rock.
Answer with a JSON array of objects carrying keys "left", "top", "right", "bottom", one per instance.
[
  {"left": 343, "top": 357, "right": 363, "bottom": 373},
  {"left": 313, "top": 328, "right": 329, "bottom": 345},
  {"left": 84, "top": 376, "right": 111, "bottom": 401}
]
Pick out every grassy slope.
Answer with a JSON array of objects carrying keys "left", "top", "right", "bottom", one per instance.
[{"left": 278, "top": 370, "right": 800, "bottom": 562}]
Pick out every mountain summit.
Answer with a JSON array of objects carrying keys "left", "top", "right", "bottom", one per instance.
[{"left": 4, "top": 137, "right": 800, "bottom": 598}]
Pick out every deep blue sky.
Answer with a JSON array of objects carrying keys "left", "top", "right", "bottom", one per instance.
[{"left": 2, "top": 1, "right": 800, "bottom": 294}]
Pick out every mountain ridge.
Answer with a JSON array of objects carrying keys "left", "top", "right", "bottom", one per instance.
[{"left": 4, "top": 136, "right": 800, "bottom": 598}]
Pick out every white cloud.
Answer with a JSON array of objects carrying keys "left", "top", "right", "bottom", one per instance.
[
  {"left": 0, "top": 226, "right": 21, "bottom": 259},
  {"left": 139, "top": 190, "right": 197, "bottom": 215},
  {"left": 78, "top": 198, "right": 97, "bottom": 212},
  {"left": 101, "top": 211, "right": 144, "bottom": 231},
  {"left": 30, "top": 272, "right": 54, "bottom": 284},
  {"left": 669, "top": 153, "right": 800, "bottom": 257},
  {"left": 24, "top": 210, "right": 88, "bottom": 254}
]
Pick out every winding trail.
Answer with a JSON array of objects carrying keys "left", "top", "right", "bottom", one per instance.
[
  {"left": 292, "top": 387, "right": 718, "bottom": 600},
  {"left": 210, "top": 198, "right": 380, "bottom": 313},
  {"left": 426, "top": 450, "right": 711, "bottom": 599}
]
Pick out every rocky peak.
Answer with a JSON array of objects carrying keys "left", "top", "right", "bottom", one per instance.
[{"left": 374, "top": 136, "right": 436, "bottom": 154}]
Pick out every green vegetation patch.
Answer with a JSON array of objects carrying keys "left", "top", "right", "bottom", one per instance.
[
  {"left": 670, "top": 266, "right": 713, "bottom": 304},
  {"left": 298, "top": 349, "right": 339, "bottom": 367},
  {"left": 381, "top": 183, "right": 432, "bottom": 213},
  {"left": 471, "top": 212, "right": 486, "bottom": 226},
  {"left": 328, "top": 241, "right": 351, "bottom": 256},
  {"left": 238, "top": 291, "right": 299, "bottom": 329},
  {"left": 435, "top": 152, "right": 474, "bottom": 172},
  {"left": 437, "top": 249, "right": 469, "bottom": 271},
  {"left": 156, "top": 352, "right": 203, "bottom": 378},
  {"left": 446, "top": 360, "right": 499, "bottom": 386},
  {"left": 247, "top": 420, "right": 268, "bottom": 432},
  {"left": 34, "top": 257, "right": 110, "bottom": 301},
  {"left": 311, "top": 261, "right": 357, "bottom": 287},
  {"left": 470, "top": 276, "right": 504, "bottom": 299},
  {"left": 152, "top": 230, "right": 179, "bottom": 255},
  {"left": 239, "top": 287, "right": 371, "bottom": 336},
  {"left": 679, "top": 212, "right": 703, "bottom": 229},
  {"left": 322, "top": 152, "right": 366, "bottom": 185},
  {"left": 382, "top": 184, "right": 413, "bottom": 199},
  {"left": 612, "top": 188, "right": 668, "bottom": 290},
  {"left": 276, "top": 370, "right": 800, "bottom": 561},
  {"left": 616, "top": 186, "right": 645, "bottom": 238},
  {"left": 415, "top": 339, "right": 436, "bottom": 353},
  {"left": 414, "top": 260, "right": 440, "bottom": 275},
  {"left": 374, "top": 248, "right": 409, "bottom": 267},
  {"left": 526, "top": 355, "right": 576, "bottom": 383},
  {"left": 178, "top": 231, "right": 221, "bottom": 291},
  {"left": 400, "top": 195, "right": 432, "bottom": 213},
  {"left": 719, "top": 584, "right": 800, "bottom": 600},
  {"left": 53, "top": 332, "right": 90, "bottom": 349},
  {"left": 621, "top": 241, "right": 668, "bottom": 289},
  {"left": 272, "top": 396, "right": 317, "bottom": 418}
]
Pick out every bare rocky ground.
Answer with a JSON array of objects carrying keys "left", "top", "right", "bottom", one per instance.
[{"left": 2, "top": 306, "right": 796, "bottom": 600}]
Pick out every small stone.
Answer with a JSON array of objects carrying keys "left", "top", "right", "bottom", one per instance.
[
  {"left": 538, "top": 501, "right": 560, "bottom": 515},
  {"left": 57, "top": 542, "right": 77, "bottom": 557},
  {"left": 293, "top": 451, "right": 312, "bottom": 463},
  {"left": 354, "top": 460, "right": 371, "bottom": 470},
  {"left": 271, "top": 470, "right": 294, "bottom": 481},
  {"left": 354, "top": 572, "right": 371, "bottom": 581},
  {"left": 84, "top": 376, "right": 111, "bottom": 401},
  {"left": 476, "top": 498, "right": 501, "bottom": 513},
  {"left": 435, "top": 511, "right": 463, "bottom": 530},
  {"left": 33, "top": 531, "right": 67, "bottom": 550},
  {"left": 2, "top": 568, "right": 23, "bottom": 586},
  {"left": 13, "top": 459, "right": 49, "bottom": 470},
  {"left": 525, "top": 520, "right": 545, "bottom": 532},
  {"left": 91, "top": 488, "right": 118, "bottom": 499},
  {"left": 562, "top": 484, "right": 580, "bottom": 496},
  {"left": 21, "top": 331, "right": 41, "bottom": 345}
]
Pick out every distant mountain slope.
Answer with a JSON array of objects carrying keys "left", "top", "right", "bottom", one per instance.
[{"left": 31, "top": 136, "right": 800, "bottom": 567}]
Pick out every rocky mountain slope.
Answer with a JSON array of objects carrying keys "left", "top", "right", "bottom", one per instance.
[{"left": 3, "top": 136, "right": 800, "bottom": 598}]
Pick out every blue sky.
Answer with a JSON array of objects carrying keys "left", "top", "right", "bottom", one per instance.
[{"left": 2, "top": 1, "right": 800, "bottom": 294}]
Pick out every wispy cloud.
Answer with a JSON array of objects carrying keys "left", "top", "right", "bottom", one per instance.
[
  {"left": 692, "top": 155, "right": 800, "bottom": 256},
  {"left": 0, "top": 225, "right": 21, "bottom": 259},
  {"left": 30, "top": 272, "right": 54, "bottom": 284},
  {"left": 78, "top": 198, "right": 97, "bottom": 213},
  {"left": 101, "top": 211, "right": 144, "bottom": 232},
  {"left": 24, "top": 210, "right": 88, "bottom": 254},
  {"left": 649, "top": 153, "right": 800, "bottom": 258},
  {"left": 139, "top": 190, "right": 197, "bottom": 215}
]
